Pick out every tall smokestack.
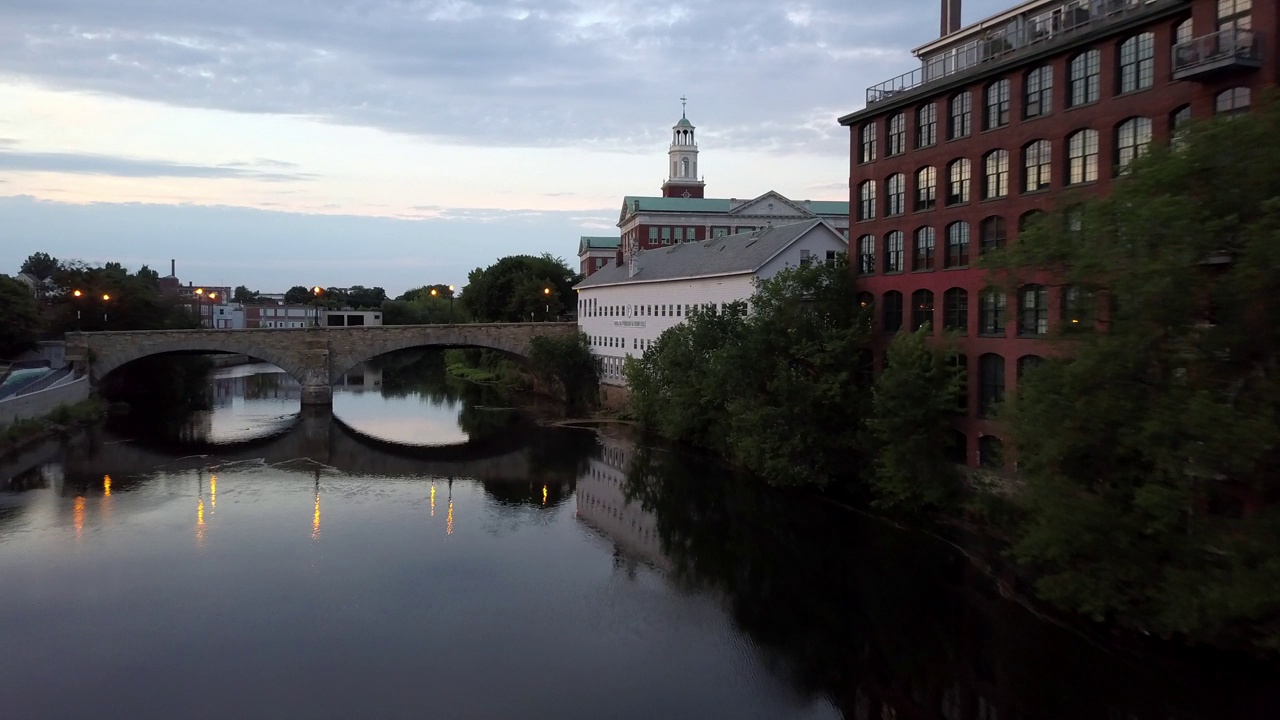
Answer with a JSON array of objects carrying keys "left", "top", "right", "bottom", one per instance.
[
  {"left": 170, "top": 259, "right": 176, "bottom": 277},
  {"left": 941, "top": 0, "right": 961, "bottom": 37}
]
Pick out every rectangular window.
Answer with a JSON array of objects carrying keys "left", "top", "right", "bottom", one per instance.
[
  {"left": 948, "top": 159, "right": 970, "bottom": 205},
  {"left": 687, "top": 227, "right": 697, "bottom": 241},
  {"left": 860, "top": 123, "right": 877, "bottom": 163},
  {"left": 648, "top": 227, "right": 658, "bottom": 241},
  {"left": 712, "top": 227, "right": 729, "bottom": 238},
  {"left": 985, "top": 80, "right": 1009, "bottom": 129},
  {"left": 1024, "top": 66, "right": 1053, "bottom": 118},
  {"left": 917, "top": 103, "right": 937, "bottom": 148},
  {"left": 885, "top": 232, "right": 903, "bottom": 273},
  {"left": 979, "top": 290, "right": 1006, "bottom": 336},
  {"left": 674, "top": 227, "right": 683, "bottom": 242},
  {"left": 661, "top": 227, "right": 672, "bottom": 243},
  {"left": 1118, "top": 33, "right": 1155, "bottom": 93},
  {"left": 887, "top": 113, "right": 906, "bottom": 156},
  {"left": 1068, "top": 50, "right": 1100, "bottom": 107}
]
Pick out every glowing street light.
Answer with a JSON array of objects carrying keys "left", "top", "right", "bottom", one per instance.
[
  {"left": 71, "top": 289, "right": 83, "bottom": 330},
  {"left": 101, "top": 293, "right": 111, "bottom": 329},
  {"left": 312, "top": 286, "right": 324, "bottom": 327},
  {"left": 194, "top": 287, "right": 205, "bottom": 328},
  {"left": 543, "top": 287, "right": 552, "bottom": 321}
]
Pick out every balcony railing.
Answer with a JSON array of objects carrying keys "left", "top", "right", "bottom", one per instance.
[
  {"left": 865, "top": 0, "right": 1176, "bottom": 104},
  {"left": 1172, "top": 27, "right": 1262, "bottom": 80}
]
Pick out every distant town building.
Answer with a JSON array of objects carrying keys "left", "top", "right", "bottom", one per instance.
[
  {"left": 838, "top": 0, "right": 1275, "bottom": 468},
  {"left": 579, "top": 236, "right": 620, "bottom": 277},
  {"left": 575, "top": 219, "right": 847, "bottom": 386},
  {"left": 243, "top": 305, "right": 383, "bottom": 328}
]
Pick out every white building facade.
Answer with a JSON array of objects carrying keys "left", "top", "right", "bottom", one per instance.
[{"left": 575, "top": 219, "right": 848, "bottom": 386}]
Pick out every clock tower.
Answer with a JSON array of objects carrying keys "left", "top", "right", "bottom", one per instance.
[{"left": 661, "top": 97, "right": 705, "bottom": 199}]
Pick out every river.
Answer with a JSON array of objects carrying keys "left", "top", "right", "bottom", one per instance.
[{"left": 0, "top": 351, "right": 1276, "bottom": 719}]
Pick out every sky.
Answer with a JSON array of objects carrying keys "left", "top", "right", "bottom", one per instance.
[{"left": 0, "top": 0, "right": 1009, "bottom": 296}]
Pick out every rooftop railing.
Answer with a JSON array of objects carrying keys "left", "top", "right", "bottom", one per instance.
[
  {"left": 1172, "top": 27, "right": 1262, "bottom": 80},
  {"left": 865, "top": 0, "right": 1175, "bottom": 105}
]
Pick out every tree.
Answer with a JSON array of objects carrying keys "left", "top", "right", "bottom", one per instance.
[
  {"left": 284, "top": 286, "right": 313, "bottom": 305},
  {"left": 345, "top": 285, "right": 387, "bottom": 309},
  {"left": 460, "top": 254, "right": 579, "bottom": 323},
  {"left": 867, "top": 327, "right": 964, "bottom": 511},
  {"left": 42, "top": 260, "right": 197, "bottom": 333},
  {"left": 233, "top": 285, "right": 260, "bottom": 304},
  {"left": 135, "top": 265, "right": 160, "bottom": 291},
  {"left": 397, "top": 284, "right": 454, "bottom": 302},
  {"left": 528, "top": 332, "right": 599, "bottom": 411},
  {"left": 986, "top": 101, "right": 1280, "bottom": 649},
  {"left": 627, "top": 257, "right": 873, "bottom": 488},
  {"left": 19, "top": 252, "right": 59, "bottom": 280},
  {"left": 0, "top": 274, "right": 41, "bottom": 358}
]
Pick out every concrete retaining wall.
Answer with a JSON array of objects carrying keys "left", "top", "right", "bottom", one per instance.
[{"left": 0, "top": 376, "right": 90, "bottom": 427}]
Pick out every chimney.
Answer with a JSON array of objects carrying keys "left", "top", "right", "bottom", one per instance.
[
  {"left": 941, "top": 0, "right": 961, "bottom": 37},
  {"left": 615, "top": 248, "right": 624, "bottom": 267},
  {"left": 170, "top": 258, "right": 175, "bottom": 277}
]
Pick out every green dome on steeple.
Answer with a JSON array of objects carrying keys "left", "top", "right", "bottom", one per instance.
[{"left": 675, "top": 116, "right": 693, "bottom": 128}]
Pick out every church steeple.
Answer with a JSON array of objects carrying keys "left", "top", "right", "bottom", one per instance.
[{"left": 662, "top": 96, "right": 705, "bottom": 199}]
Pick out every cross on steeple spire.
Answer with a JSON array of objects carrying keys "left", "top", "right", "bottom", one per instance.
[{"left": 681, "top": 95, "right": 687, "bottom": 118}]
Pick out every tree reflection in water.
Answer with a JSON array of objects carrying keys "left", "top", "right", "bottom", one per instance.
[{"left": 619, "top": 436, "right": 1279, "bottom": 720}]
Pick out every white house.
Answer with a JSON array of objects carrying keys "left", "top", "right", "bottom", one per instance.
[{"left": 574, "top": 218, "right": 848, "bottom": 386}]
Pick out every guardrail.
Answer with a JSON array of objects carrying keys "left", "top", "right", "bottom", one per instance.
[
  {"left": 1172, "top": 27, "right": 1261, "bottom": 78},
  {"left": 865, "top": 0, "right": 1174, "bottom": 104}
]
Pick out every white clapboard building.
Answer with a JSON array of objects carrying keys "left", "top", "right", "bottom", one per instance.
[{"left": 575, "top": 218, "right": 848, "bottom": 386}]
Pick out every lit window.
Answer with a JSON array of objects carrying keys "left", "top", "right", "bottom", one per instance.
[
  {"left": 1024, "top": 66, "right": 1053, "bottom": 118},
  {"left": 1118, "top": 33, "right": 1155, "bottom": 93},
  {"left": 915, "top": 166, "right": 937, "bottom": 211},
  {"left": 947, "top": 158, "right": 970, "bottom": 205},
  {"left": 917, "top": 103, "right": 937, "bottom": 148},
  {"left": 886, "top": 173, "right": 906, "bottom": 216},
  {"left": 1067, "top": 129, "right": 1099, "bottom": 185},
  {"left": 949, "top": 91, "right": 971, "bottom": 139},
  {"left": 1023, "top": 140, "right": 1052, "bottom": 192},
  {"left": 1116, "top": 118, "right": 1153, "bottom": 172},
  {"left": 858, "top": 181, "right": 877, "bottom": 221},
  {"left": 1068, "top": 50, "right": 1100, "bottom": 107},
  {"left": 984, "top": 79, "right": 1009, "bottom": 129},
  {"left": 983, "top": 150, "right": 1008, "bottom": 199},
  {"left": 860, "top": 123, "right": 877, "bottom": 163},
  {"left": 1215, "top": 87, "right": 1251, "bottom": 115},
  {"left": 887, "top": 113, "right": 906, "bottom": 156}
]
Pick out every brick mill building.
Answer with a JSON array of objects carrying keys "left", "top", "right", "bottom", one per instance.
[{"left": 839, "top": 0, "right": 1273, "bottom": 468}]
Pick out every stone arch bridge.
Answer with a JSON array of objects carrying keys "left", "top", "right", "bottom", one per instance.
[{"left": 66, "top": 322, "right": 578, "bottom": 405}]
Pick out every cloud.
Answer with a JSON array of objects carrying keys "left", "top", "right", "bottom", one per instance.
[
  {"left": 0, "top": 0, "right": 1003, "bottom": 152},
  {"left": 0, "top": 149, "right": 316, "bottom": 181}
]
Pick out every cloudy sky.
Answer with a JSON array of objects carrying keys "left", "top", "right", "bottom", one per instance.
[{"left": 0, "top": 0, "right": 1007, "bottom": 295}]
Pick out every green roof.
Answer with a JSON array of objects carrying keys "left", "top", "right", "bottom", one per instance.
[
  {"left": 579, "top": 236, "right": 620, "bottom": 253},
  {"left": 621, "top": 194, "right": 849, "bottom": 216},
  {"left": 675, "top": 117, "right": 694, "bottom": 128}
]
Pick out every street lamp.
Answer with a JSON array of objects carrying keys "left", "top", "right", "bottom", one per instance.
[
  {"left": 194, "top": 287, "right": 205, "bottom": 328},
  {"left": 312, "top": 286, "right": 323, "bottom": 327},
  {"left": 543, "top": 287, "right": 551, "bottom": 321},
  {"left": 208, "top": 292, "right": 219, "bottom": 329},
  {"left": 448, "top": 285, "right": 455, "bottom": 324},
  {"left": 101, "top": 293, "right": 111, "bottom": 329},
  {"left": 72, "top": 289, "right": 83, "bottom": 330}
]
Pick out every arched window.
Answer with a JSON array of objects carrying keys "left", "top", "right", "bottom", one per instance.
[
  {"left": 860, "top": 123, "right": 877, "bottom": 163},
  {"left": 680, "top": 157, "right": 690, "bottom": 177},
  {"left": 945, "top": 222, "right": 970, "bottom": 268},
  {"left": 1173, "top": 17, "right": 1193, "bottom": 46},
  {"left": 979, "top": 216, "right": 1006, "bottom": 255},
  {"left": 1116, "top": 117, "right": 1153, "bottom": 172},
  {"left": 949, "top": 91, "right": 971, "bottom": 139},
  {"left": 979, "top": 435, "right": 1004, "bottom": 468},
  {"left": 915, "top": 166, "right": 937, "bottom": 211},
  {"left": 1061, "top": 285, "right": 1093, "bottom": 329},
  {"left": 1025, "top": 66, "right": 1053, "bottom": 118},
  {"left": 978, "top": 355, "right": 1005, "bottom": 418},
  {"left": 883, "top": 291, "right": 904, "bottom": 333},
  {"left": 857, "top": 181, "right": 876, "bottom": 221},
  {"left": 1068, "top": 50, "right": 1100, "bottom": 107},
  {"left": 911, "top": 289, "right": 935, "bottom": 332},
  {"left": 886, "top": 173, "right": 906, "bottom": 216},
  {"left": 1118, "top": 33, "right": 1155, "bottom": 93},
  {"left": 1017, "top": 354, "right": 1045, "bottom": 379},
  {"left": 887, "top": 113, "right": 906, "bottom": 156},
  {"left": 1023, "top": 140, "right": 1052, "bottom": 192},
  {"left": 914, "top": 227, "right": 936, "bottom": 271},
  {"left": 983, "top": 150, "right": 1009, "bottom": 199},
  {"left": 946, "top": 429, "right": 968, "bottom": 464},
  {"left": 1019, "top": 285, "right": 1049, "bottom": 335},
  {"left": 1217, "top": 1, "right": 1251, "bottom": 33},
  {"left": 1018, "top": 210, "right": 1045, "bottom": 237},
  {"left": 1170, "top": 105, "right": 1192, "bottom": 149},
  {"left": 979, "top": 288, "right": 1006, "bottom": 336},
  {"left": 947, "top": 158, "right": 971, "bottom": 205},
  {"left": 984, "top": 79, "right": 1010, "bottom": 129},
  {"left": 943, "top": 288, "right": 968, "bottom": 334},
  {"left": 1216, "top": 87, "right": 1251, "bottom": 115},
  {"left": 1067, "top": 129, "right": 1099, "bottom": 185},
  {"left": 884, "top": 231, "right": 904, "bottom": 273},
  {"left": 917, "top": 103, "right": 937, "bottom": 148},
  {"left": 857, "top": 234, "right": 876, "bottom": 275}
]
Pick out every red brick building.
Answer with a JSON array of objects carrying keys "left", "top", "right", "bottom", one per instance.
[{"left": 839, "top": 0, "right": 1273, "bottom": 468}]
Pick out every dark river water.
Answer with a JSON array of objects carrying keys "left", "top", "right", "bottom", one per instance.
[{"left": 1, "top": 351, "right": 1277, "bottom": 720}]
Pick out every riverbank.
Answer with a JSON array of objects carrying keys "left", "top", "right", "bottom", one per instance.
[{"left": 0, "top": 395, "right": 106, "bottom": 458}]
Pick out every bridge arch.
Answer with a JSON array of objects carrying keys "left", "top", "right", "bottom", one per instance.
[
  {"left": 83, "top": 332, "right": 311, "bottom": 387},
  {"left": 327, "top": 327, "right": 538, "bottom": 384}
]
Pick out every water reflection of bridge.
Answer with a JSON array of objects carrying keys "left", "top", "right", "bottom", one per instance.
[{"left": 61, "top": 408, "right": 537, "bottom": 482}]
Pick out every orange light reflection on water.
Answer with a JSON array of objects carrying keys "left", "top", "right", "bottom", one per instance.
[
  {"left": 103, "top": 475, "right": 111, "bottom": 497},
  {"left": 430, "top": 483, "right": 436, "bottom": 518},
  {"left": 73, "top": 496, "right": 86, "bottom": 539},
  {"left": 210, "top": 474, "right": 217, "bottom": 511},
  {"left": 312, "top": 490, "right": 321, "bottom": 540},
  {"left": 196, "top": 497, "right": 206, "bottom": 546},
  {"left": 446, "top": 500, "right": 454, "bottom": 536},
  {"left": 542, "top": 485, "right": 548, "bottom": 505}
]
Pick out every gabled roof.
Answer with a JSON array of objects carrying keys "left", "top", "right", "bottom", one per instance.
[
  {"left": 578, "top": 236, "right": 620, "bottom": 254},
  {"left": 574, "top": 219, "right": 847, "bottom": 290}
]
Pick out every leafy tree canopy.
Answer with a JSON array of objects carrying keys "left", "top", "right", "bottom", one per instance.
[
  {"left": 0, "top": 274, "right": 41, "bottom": 359},
  {"left": 283, "top": 286, "right": 314, "bottom": 305},
  {"left": 19, "top": 252, "right": 59, "bottom": 280},
  {"left": 460, "top": 254, "right": 579, "bottom": 323},
  {"left": 986, "top": 99, "right": 1280, "bottom": 649}
]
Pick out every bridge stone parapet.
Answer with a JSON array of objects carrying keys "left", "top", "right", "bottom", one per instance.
[{"left": 66, "top": 322, "right": 578, "bottom": 407}]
